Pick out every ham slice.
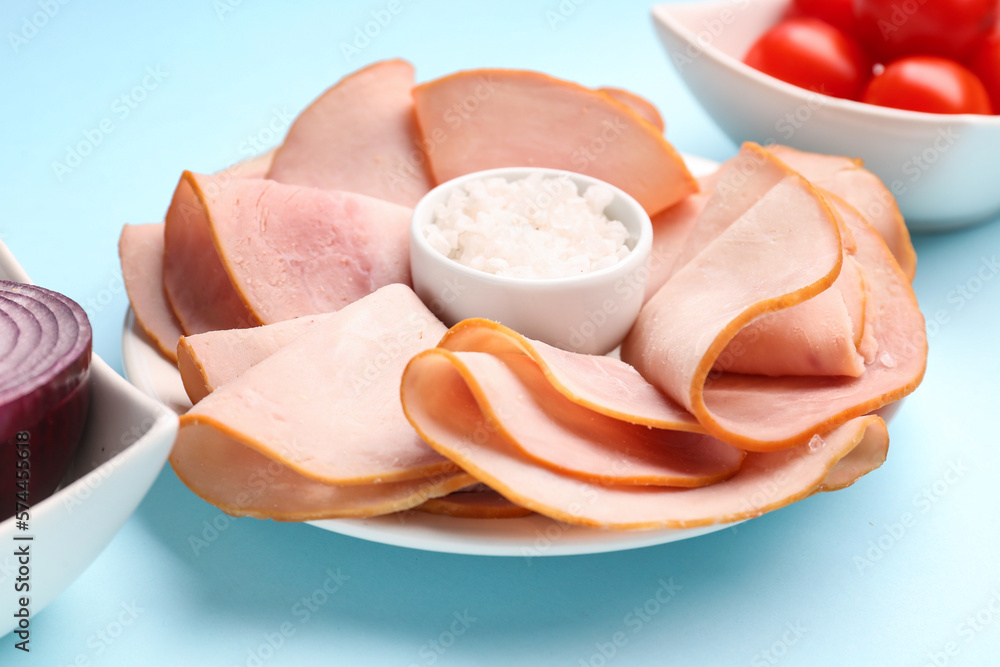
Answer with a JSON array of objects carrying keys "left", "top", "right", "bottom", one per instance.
[
  {"left": 177, "top": 313, "right": 335, "bottom": 403},
  {"left": 402, "top": 348, "right": 889, "bottom": 529},
  {"left": 172, "top": 422, "right": 472, "bottom": 521},
  {"left": 119, "top": 223, "right": 184, "bottom": 361},
  {"left": 623, "top": 144, "right": 926, "bottom": 451},
  {"left": 412, "top": 69, "right": 697, "bottom": 216},
  {"left": 598, "top": 87, "right": 665, "bottom": 132},
  {"left": 416, "top": 484, "right": 534, "bottom": 519},
  {"left": 766, "top": 144, "right": 917, "bottom": 281},
  {"left": 162, "top": 171, "right": 412, "bottom": 334},
  {"left": 404, "top": 349, "right": 744, "bottom": 487},
  {"left": 174, "top": 284, "right": 453, "bottom": 488},
  {"left": 267, "top": 59, "right": 433, "bottom": 207}
]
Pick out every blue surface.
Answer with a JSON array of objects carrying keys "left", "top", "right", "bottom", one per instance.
[{"left": 2, "top": 1, "right": 999, "bottom": 664}]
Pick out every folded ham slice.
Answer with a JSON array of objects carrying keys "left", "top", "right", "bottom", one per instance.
[
  {"left": 173, "top": 284, "right": 452, "bottom": 487},
  {"left": 267, "top": 59, "right": 433, "bottom": 207},
  {"left": 412, "top": 68, "right": 697, "bottom": 217},
  {"left": 401, "top": 344, "right": 889, "bottom": 529},
  {"left": 177, "top": 313, "right": 335, "bottom": 403},
  {"left": 119, "top": 223, "right": 184, "bottom": 361},
  {"left": 162, "top": 171, "right": 412, "bottom": 334},
  {"left": 765, "top": 144, "right": 917, "bottom": 281},
  {"left": 623, "top": 143, "right": 926, "bottom": 451}
]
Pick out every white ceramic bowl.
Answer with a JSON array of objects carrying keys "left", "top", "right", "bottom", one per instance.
[
  {"left": 410, "top": 167, "right": 653, "bottom": 355},
  {"left": 652, "top": 0, "right": 1000, "bottom": 232},
  {"left": 0, "top": 241, "right": 178, "bottom": 638}
]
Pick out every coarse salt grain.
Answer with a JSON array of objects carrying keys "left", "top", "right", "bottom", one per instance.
[{"left": 423, "top": 173, "right": 630, "bottom": 279}]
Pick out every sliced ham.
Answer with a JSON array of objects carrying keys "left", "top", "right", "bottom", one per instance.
[
  {"left": 404, "top": 349, "right": 744, "bottom": 487},
  {"left": 162, "top": 171, "right": 412, "bottom": 333},
  {"left": 119, "top": 223, "right": 184, "bottom": 361},
  {"left": 766, "top": 144, "right": 917, "bottom": 281},
  {"left": 402, "top": 348, "right": 889, "bottom": 529},
  {"left": 174, "top": 285, "right": 453, "bottom": 491},
  {"left": 416, "top": 484, "right": 534, "bottom": 519},
  {"left": 172, "top": 421, "right": 473, "bottom": 521},
  {"left": 598, "top": 87, "right": 665, "bottom": 132},
  {"left": 622, "top": 144, "right": 926, "bottom": 451},
  {"left": 267, "top": 59, "right": 433, "bottom": 207},
  {"left": 177, "top": 313, "right": 335, "bottom": 403},
  {"left": 412, "top": 68, "right": 697, "bottom": 216}
]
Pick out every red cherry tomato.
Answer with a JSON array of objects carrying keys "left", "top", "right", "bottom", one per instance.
[
  {"left": 968, "top": 30, "right": 1000, "bottom": 113},
  {"left": 743, "top": 18, "right": 873, "bottom": 100},
  {"left": 854, "top": 0, "right": 999, "bottom": 61},
  {"left": 791, "top": 0, "right": 857, "bottom": 34},
  {"left": 862, "top": 55, "right": 994, "bottom": 114}
]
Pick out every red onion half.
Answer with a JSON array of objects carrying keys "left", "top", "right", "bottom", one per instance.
[{"left": 1, "top": 281, "right": 92, "bottom": 521}]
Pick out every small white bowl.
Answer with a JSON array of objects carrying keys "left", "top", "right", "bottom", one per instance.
[
  {"left": 652, "top": 0, "right": 1000, "bottom": 232},
  {"left": 410, "top": 167, "right": 653, "bottom": 355},
  {"left": 0, "top": 241, "right": 178, "bottom": 637}
]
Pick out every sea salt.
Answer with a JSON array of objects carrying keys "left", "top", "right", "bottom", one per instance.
[{"left": 423, "top": 173, "right": 631, "bottom": 279}]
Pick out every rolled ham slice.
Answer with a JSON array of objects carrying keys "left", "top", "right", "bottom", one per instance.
[
  {"left": 177, "top": 313, "right": 335, "bottom": 403},
  {"left": 267, "top": 59, "right": 433, "bottom": 207},
  {"left": 412, "top": 68, "right": 697, "bottom": 217},
  {"left": 173, "top": 285, "right": 456, "bottom": 499},
  {"left": 622, "top": 144, "right": 926, "bottom": 451},
  {"left": 402, "top": 348, "right": 889, "bottom": 529},
  {"left": 404, "top": 349, "right": 744, "bottom": 487},
  {"left": 766, "top": 144, "right": 916, "bottom": 281},
  {"left": 162, "top": 171, "right": 412, "bottom": 334},
  {"left": 119, "top": 223, "right": 184, "bottom": 361}
]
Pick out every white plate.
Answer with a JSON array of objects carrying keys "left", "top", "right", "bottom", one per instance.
[
  {"left": 120, "top": 154, "right": 744, "bottom": 557},
  {"left": 0, "top": 240, "right": 178, "bottom": 636}
]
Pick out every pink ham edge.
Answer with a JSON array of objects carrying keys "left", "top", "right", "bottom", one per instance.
[
  {"left": 623, "top": 147, "right": 926, "bottom": 451},
  {"left": 421, "top": 349, "right": 745, "bottom": 487},
  {"left": 412, "top": 68, "right": 698, "bottom": 217},
  {"left": 267, "top": 59, "right": 433, "bottom": 207},
  {"left": 401, "top": 348, "right": 890, "bottom": 530},
  {"left": 171, "top": 422, "right": 473, "bottom": 521},
  {"left": 766, "top": 144, "right": 917, "bottom": 281},
  {"left": 164, "top": 171, "right": 412, "bottom": 331},
  {"left": 177, "top": 313, "right": 336, "bottom": 403},
  {"left": 437, "top": 318, "right": 700, "bottom": 431},
  {"left": 176, "top": 284, "right": 456, "bottom": 486},
  {"left": 119, "top": 223, "right": 184, "bottom": 362},
  {"left": 598, "top": 87, "right": 665, "bottom": 132}
]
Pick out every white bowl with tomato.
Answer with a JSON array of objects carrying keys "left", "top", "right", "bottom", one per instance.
[{"left": 652, "top": 0, "right": 1000, "bottom": 231}]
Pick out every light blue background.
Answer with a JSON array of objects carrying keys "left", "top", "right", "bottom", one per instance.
[{"left": 2, "top": 1, "right": 999, "bottom": 665}]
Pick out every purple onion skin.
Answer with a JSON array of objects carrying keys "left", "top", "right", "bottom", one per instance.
[{"left": 1, "top": 282, "right": 92, "bottom": 522}]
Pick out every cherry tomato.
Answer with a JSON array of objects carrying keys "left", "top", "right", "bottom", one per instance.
[
  {"left": 790, "top": 0, "right": 857, "bottom": 34},
  {"left": 968, "top": 30, "right": 1000, "bottom": 113},
  {"left": 854, "top": 0, "right": 999, "bottom": 61},
  {"left": 862, "top": 55, "right": 994, "bottom": 114},
  {"left": 743, "top": 18, "right": 873, "bottom": 100}
]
